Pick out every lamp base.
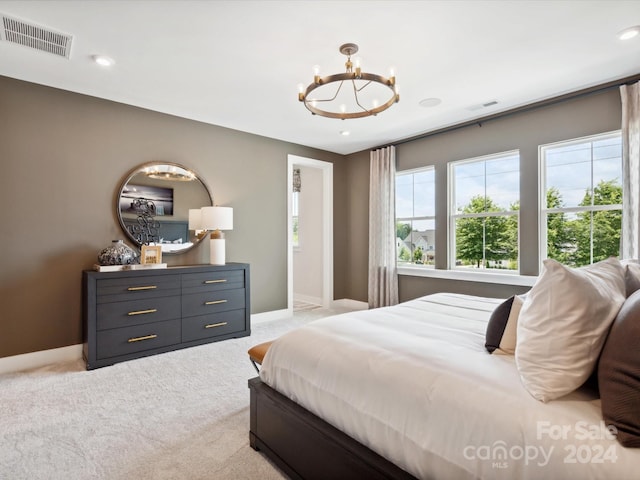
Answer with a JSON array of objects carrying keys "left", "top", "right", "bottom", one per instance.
[{"left": 210, "top": 238, "right": 226, "bottom": 265}]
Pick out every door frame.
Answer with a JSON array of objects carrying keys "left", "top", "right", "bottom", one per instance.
[{"left": 287, "top": 154, "right": 334, "bottom": 313}]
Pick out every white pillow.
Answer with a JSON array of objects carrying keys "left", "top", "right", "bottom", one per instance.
[{"left": 515, "top": 257, "right": 625, "bottom": 402}]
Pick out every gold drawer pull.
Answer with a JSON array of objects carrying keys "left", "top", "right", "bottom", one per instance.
[
  {"left": 204, "top": 279, "right": 227, "bottom": 284},
  {"left": 127, "top": 285, "right": 157, "bottom": 291},
  {"left": 127, "top": 308, "right": 157, "bottom": 316},
  {"left": 127, "top": 334, "right": 157, "bottom": 343},
  {"left": 205, "top": 322, "right": 228, "bottom": 329},
  {"left": 205, "top": 299, "right": 228, "bottom": 305}
]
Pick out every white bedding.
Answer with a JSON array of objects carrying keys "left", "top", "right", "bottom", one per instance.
[{"left": 260, "top": 293, "right": 640, "bottom": 480}]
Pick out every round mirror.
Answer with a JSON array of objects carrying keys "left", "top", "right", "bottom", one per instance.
[{"left": 117, "top": 162, "right": 213, "bottom": 255}]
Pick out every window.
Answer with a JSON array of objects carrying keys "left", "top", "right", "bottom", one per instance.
[
  {"left": 395, "top": 167, "right": 435, "bottom": 266},
  {"left": 540, "top": 132, "right": 622, "bottom": 267},
  {"left": 450, "top": 151, "right": 520, "bottom": 272},
  {"left": 292, "top": 191, "right": 300, "bottom": 247}
]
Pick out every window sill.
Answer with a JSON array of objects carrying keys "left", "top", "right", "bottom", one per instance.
[{"left": 397, "top": 265, "right": 537, "bottom": 287}]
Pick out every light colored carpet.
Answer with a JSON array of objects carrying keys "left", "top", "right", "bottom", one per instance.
[{"left": 0, "top": 306, "right": 353, "bottom": 480}]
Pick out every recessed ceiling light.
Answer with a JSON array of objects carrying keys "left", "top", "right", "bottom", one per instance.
[
  {"left": 340, "top": 130, "right": 350, "bottom": 136},
  {"left": 617, "top": 26, "right": 640, "bottom": 40},
  {"left": 92, "top": 54, "right": 115, "bottom": 67},
  {"left": 419, "top": 98, "right": 442, "bottom": 108}
]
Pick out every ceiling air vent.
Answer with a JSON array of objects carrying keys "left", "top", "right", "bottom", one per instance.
[
  {"left": 0, "top": 13, "right": 72, "bottom": 58},
  {"left": 466, "top": 100, "right": 499, "bottom": 112}
]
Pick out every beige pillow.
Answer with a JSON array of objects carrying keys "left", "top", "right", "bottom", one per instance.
[{"left": 515, "top": 257, "right": 625, "bottom": 402}]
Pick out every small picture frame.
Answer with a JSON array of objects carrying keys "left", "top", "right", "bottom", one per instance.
[{"left": 140, "top": 245, "right": 162, "bottom": 265}]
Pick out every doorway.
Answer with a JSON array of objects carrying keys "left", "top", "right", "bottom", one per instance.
[{"left": 287, "top": 155, "right": 333, "bottom": 313}]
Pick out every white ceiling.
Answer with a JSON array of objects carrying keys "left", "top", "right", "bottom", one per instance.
[{"left": 1, "top": 0, "right": 639, "bottom": 155}]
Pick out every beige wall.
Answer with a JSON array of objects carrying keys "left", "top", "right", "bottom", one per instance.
[
  {"left": 0, "top": 76, "right": 345, "bottom": 359},
  {"left": 345, "top": 88, "right": 623, "bottom": 303}
]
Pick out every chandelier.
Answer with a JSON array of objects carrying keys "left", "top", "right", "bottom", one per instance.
[
  {"left": 298, "top": 43, "right": 399, "bottom": 119},
  {"left": 143, "top": 164, "right": 195, "bottom": 181}
]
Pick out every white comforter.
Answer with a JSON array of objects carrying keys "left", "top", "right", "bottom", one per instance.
[{"left": 260, "top": 293, "right": 640, "bottom": 480}]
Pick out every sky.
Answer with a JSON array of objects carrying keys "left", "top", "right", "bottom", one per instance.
[{"left": 396, "top": 133, "right": 622, "bottom": 226}]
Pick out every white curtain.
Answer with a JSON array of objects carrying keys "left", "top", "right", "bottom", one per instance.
[
  {"left": 621, "top": 82, "right": 640, "bottom": 259},
  {"left": 368, "top": 146, "right": 399, "bottom": 308}
]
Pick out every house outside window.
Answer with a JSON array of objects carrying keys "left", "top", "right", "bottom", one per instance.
[
  {"left": 449, "top": 151, "right": 520, "bottom": 272},
  {"left": 540, "top": 131, "right": 622, "bottom": 267},
  {"left": 396, "top": 167, "right": 435, "bottom": 267}
]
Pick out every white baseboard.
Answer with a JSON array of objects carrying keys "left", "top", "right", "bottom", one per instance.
[
  {"left": 332, "top": 298, "right": 369, "bottom": 310},
  {"left": 0, "top": 312, "right": 292, "bottom": 374},
  {"left": 293, "top": 293, "right": 323, "bottom": 306},
  {"left": 0, "top": 344, "right": 83, "bottom": 375},
  {"left": 1, "top": 303, "right": 365, "bottom": 374}
]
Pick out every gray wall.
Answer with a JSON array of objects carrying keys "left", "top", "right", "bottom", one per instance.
[
  {"left": 0, "top": 76, "right": 345, "bottom": 359},
  {"left": 0, "top": 75, "right": 623, "bottom": 359},
  {"left": 345, "top": 89, "right": 623, "bottom": 303}
]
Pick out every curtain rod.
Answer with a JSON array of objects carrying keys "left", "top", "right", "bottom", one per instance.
[{"left": 375, "top": 72, "right": 640, "bottom": 151}]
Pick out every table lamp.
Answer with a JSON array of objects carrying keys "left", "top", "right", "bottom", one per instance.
[
  {"left": 201, "top": 206, "right": 233, "bottom": 264},
  {"left": 188, "top": 208, "right": 205, "bottom": 239}
]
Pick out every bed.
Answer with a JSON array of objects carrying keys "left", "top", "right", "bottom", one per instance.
[{"left": 249, "top": 277, "right": 640, "bottom": 479}]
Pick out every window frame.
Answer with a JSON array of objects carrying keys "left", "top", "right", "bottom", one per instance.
[
  {"left": 538, "top": 130, "right": 622, "bottom": 268},
  {"left": 448, "top": 150, "right": 521, "bottom": 274},
  {"left": 395, "top": 165, "right": 436, "bottom": 268}
]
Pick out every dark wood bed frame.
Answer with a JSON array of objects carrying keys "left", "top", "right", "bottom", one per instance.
[{"left": 249, "top": 377, "right": 418, "bottom": 480}]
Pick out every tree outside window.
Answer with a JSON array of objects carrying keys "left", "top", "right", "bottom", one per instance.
[
  {"left": 450, "top": 151, "right": 520, "bottom": 271},
  {"left": 395, "top": 167, "right": 435, "bottom": 267},
  {"left": 540, "top": 132, "right": 622, "bottom": 267}
]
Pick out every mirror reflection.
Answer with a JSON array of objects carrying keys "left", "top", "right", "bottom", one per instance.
[{"left": 117, "top": 162, "right": 213, "bottom": 255}]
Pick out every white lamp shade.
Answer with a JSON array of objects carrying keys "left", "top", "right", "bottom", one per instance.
[
  {"left": 201, "top": 206, "right": 233, "bottom": 231},
  {"left": 188, "top": 208, "right": 202, "bottom": 230}
]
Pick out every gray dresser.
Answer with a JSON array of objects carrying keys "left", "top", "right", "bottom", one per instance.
[{"left": 83, "top": 263, "right": 250, "bottom": 370}]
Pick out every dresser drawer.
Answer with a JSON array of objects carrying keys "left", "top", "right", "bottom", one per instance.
[
  {"left": 96, "top": 296, "right": 181, "bottom": 331},
  {"left": 97, "top": 274, "right": 180, "bottom": 303},
  {"left": 182, "top": 309, "right": 246, "bottom": 343},
  {"left": 182, "top": 288, "right": 245, "bottom": 318},
  {"left": 181, "top": 270, "right": 245, "bottom": 294},
  {"left": 96, "top": 319, "right": 181, "bottom": 360}
]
